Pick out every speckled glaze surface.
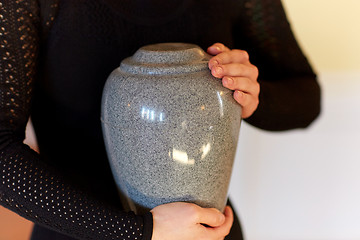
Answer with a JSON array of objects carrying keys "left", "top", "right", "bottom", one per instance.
[{"left": 101, "top": 43, "right": 241, "bottom": 214}]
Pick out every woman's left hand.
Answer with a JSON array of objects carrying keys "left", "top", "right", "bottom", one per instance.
[{"left": 207, "top": 43, "right": 260, "bottom": 119}]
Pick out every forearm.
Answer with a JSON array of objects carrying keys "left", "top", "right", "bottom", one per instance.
[
  {"left": 0, "top": 1, "right": 153, "bottom": 238},
  {"left": 0, "top": 140, "right": 153, "bottom": 240},
  {"left": 233, "top": 0, "right": 321, "bottom": 130},
  {"left": 245, "top": 74, "right": 321, "bottom": 131}
]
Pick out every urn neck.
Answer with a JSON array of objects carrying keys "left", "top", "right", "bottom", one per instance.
[{"left": 119, "top": 43, "right": 211, "bottom": 75}]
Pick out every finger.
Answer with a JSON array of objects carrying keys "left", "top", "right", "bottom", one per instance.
[
  {"left": 207, "top": 43, "right": 231, "bottom": 56},
  {"left": 222, "top": 206, "right": 234, "bottom": 235},
  {"left": 211, "top": 63, "right": 258, "bottom": 79},
  {"left": 222, "top": 76, "right": 260, "bottom": 95},
  {"left": 204, "top": 206, "right": 234, "bottom": 238},
  {"left": 196, "top": 207, "right": 226, "bottom": 227},
  {"left": 209, "top": 49, "right": 250, "bottom": 69},
  {"left": 234, "top": 90, "right": 259, "bottom": 118}
]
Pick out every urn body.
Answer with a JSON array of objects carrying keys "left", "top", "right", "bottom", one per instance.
[{"left": 101, "top": 43, "right": 241, "bottom": 214}]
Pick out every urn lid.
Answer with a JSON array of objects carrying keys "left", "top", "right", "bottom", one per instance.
[{"left": 120, "top": 43, "right": 211, "bottom": 75}]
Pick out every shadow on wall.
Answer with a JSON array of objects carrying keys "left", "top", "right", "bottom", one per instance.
[{"left": 0, "top": 206, "right": 33, "bottom": 240}]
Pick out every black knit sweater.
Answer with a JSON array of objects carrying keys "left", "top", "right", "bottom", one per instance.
[{"left": 0, "top": 0, "right": 321, "bottom": 239}]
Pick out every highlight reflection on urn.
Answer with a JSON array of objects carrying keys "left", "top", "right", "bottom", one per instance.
[{"left": 101, "top": 43, "right": 241, "bottom": 214}]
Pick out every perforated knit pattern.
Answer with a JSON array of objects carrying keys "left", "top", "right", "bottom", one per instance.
[
  {"left": 0, "top": 0, "right": 38, "bottom": 128},
  {"left": 0, "top": 1, "right": 150, "bottom": 240},
  {"left": 0, "top": 147, "right": 147, "bottom": 240}
]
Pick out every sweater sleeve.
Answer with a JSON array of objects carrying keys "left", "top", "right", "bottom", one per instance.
[
  {"left": 0, "top": 1, "right": 153, "bottom": 239},
  {"left": 234, "top": 0, "right": 321, "bottom": 131}
]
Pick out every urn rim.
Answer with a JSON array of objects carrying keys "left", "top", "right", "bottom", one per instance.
[{"left": 120, "top": 42, "right": 212, "bottom": 75}]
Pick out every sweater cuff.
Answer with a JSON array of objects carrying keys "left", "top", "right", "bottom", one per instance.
[{"left": 142, "top": 211, "right": 153, "bottom": 240}]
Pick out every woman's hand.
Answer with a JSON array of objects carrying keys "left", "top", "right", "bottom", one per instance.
[
  {"left": 207, "top": 43, "right": 260, "bottom": 119},
  {"left": 151, "top": 202, "right": 233, "bottom": 240}
]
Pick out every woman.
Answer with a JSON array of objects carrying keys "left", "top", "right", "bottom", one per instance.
[{"left": 0, "top": 0, "right": 320, "bottom": 239}]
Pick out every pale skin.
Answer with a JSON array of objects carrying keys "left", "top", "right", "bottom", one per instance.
[
  {"left": 208, "top": 42, "right": 260, "bottom": 119},
  {"left": 151, "top": 43, "right": 260, "bottom": 240},
  {"left": 151, "top": 203, "right": 233, "bottom": 240}
]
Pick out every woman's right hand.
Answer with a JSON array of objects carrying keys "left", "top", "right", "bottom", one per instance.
[{"left": 150, "top": 202, "right": 233, "bottom": 240}]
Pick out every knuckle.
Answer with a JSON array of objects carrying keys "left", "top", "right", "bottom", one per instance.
[
  {"left": 255, "top": 81, "right": 260, "bottom": 91},
  {"left": 241, "top": 50, "right": 250, "bottom": 60},
  {"left": 252, "top": 65, "right": 259, "bottom": 75},
  {"left": 234, "top": 49, "right": 249, "bottom": 60},
  {"left": 187, "top": 204, "right": 200, "bottom": 219}
]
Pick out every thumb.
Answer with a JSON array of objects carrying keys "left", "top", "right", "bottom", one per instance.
[{"left": 197, "top": 207, "right": 226, "bottom": 227}]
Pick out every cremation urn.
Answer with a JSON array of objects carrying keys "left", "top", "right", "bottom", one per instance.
[{"left": 101, "top": 43, "right": 241, "bottom": 214}]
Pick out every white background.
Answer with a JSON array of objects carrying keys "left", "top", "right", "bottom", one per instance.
[{"left": 229, "top": 72, "right": 360, "bottom": 240}]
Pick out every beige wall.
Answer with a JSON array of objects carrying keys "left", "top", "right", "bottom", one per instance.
[{"left": 282, "top": 0, "right": 360, "bottom": 72}]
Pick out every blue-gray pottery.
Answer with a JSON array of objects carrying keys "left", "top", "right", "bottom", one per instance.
[{"left": 101, "top": 43, "right": 241, "bottom": 214}]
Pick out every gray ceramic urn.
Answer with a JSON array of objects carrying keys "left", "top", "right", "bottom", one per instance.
[{"left": 101, "top": 43, "right": 241, "bottom": 214}]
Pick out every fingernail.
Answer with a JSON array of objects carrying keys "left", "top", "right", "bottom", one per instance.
[
  {"left": 236, "top": 90, "right": 244, "bottom": 98},
  {"left": 209, "top": 60, "right": 219, "bottom": 69},
  {"left": 210, "top": 45, "right": 221, "bottom": 51},
  {"left": 214, "top": 66, "right": 223, "bottom": 75},
  {"left": 224, "top": 77, "right": 233, "bottom": 86},
  {"left": 213, "top": 60, "right": 219, "bottom": 66}
]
